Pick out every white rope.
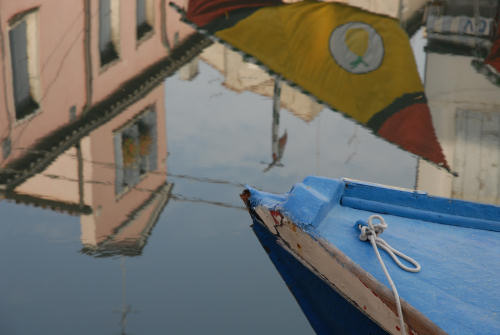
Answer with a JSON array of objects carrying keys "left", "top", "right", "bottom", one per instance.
[{"left": 358, "top": 215, "right": 421, "bottom": 335}]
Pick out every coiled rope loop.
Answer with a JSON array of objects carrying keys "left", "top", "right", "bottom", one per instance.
[
  {"left": 359, "top": 215, "right": 421, "bottom": 273},
  {"left": 357, "top": 214, "right": 421, "bottom": 335}
]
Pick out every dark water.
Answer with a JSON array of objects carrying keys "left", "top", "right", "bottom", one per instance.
[{"left": 1, "top": 2, "right": 499, "bottom": 334}]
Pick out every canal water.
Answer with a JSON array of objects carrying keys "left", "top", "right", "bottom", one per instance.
[
  {"left": 1, "top": 2, "right": 499, "bottom": 334},
  {"left": 0, "top": 38, "right": 417, "bottom": 335}
]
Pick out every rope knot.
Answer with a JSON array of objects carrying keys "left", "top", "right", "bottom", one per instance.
[
  {"left": 357, "top": 214, "right": 387, "bottom": 241},
  {"left": 356, "top": 214, "right": 421, "bottom": 335}
]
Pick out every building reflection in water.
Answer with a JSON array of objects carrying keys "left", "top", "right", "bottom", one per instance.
[
  {"left": 0, "top": 0, "right": 499, "bottom": 332},
  {"left": 200, "top": 41, "right": 323, "bottom": 171},
  {"left": 188, "top": 2, "right": 500, "bottom": 206},
  {"left": 0, "top": 1, "right": 211, "bottom": 333},
  {"left": 417, "top": 1, "right": 500, "bottom": 205},
  {"left": 0, "top": 1, "right": 212, "bottom": 254},
  {"left": 3, "top": 2, "right": 500, "bottom": 240},
  {"left": 1, "top": 2, "right": 499, "bottom": 249}
]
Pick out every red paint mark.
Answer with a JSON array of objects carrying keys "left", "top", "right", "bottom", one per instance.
[
  {"left": 409, "top": 329, "right": 415, "bottom": 335},
  {"left": 363, "top": 305, "right": 367, "bottom": 310},
  {"left": 270, "top": 210, "right": 280, "bottom": 218},
  {"left": 269, "top": 210, "right": 282, "bottom": 226},
  {"left": 396, "top": 326, "right": 401, "bottom": 332}
]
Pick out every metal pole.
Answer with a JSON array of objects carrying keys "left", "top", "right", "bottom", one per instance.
[
  {"left": 398, "top": 0, "right": 404, "bottom": 26},
  {"left": 473, "top": 0, "right": 481, "bottom": 57},
  {"left": 272, "top": 78, "right": 282, "bottom": 160},
  {"left": 120, "top": 256, "right": 130, "bottom": 335}
]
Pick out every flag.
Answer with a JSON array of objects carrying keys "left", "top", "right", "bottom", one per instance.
[
  {"left": 186, "top": 0, "right": 281, "bottom": 27},
  {"left": 484, "top": 21, "right": 500, "bottom": 77},
  {"left": 183, "top": 0, "right": 450, "bottom": 170},
  {"left": 471, "top": 19, "right": 500, "bottom": 86}
]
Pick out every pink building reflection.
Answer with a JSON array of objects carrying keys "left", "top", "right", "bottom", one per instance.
[{"left": 0, "top": 0, "right": 206, "bottom": 256}]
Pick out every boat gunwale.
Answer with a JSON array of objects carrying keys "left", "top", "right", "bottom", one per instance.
[{"left": 341, "top": 178, "right": 500, "bottom": 233}]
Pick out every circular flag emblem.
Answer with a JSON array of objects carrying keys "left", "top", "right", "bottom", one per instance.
[{"left": 329, "top": 22, "right": 384, "bottom": 74}]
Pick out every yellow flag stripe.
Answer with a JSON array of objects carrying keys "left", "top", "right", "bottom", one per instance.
[{"left": 215, "top": 1, "right": 423, "bottom": 124}]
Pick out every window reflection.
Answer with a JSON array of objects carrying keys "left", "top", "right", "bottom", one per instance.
[
  {"left": 99, "top": 0, "right": 119, "bottom": 66},
  {"left": 136, "top": 0, "right": 153, "bottom": 41},
  {"left": 9, "top": 11, "right": 40, "bottom": 120}
]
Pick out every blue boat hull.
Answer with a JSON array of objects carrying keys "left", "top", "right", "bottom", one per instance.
[{"left": 252, "top": 221, "right": 389, "bottom": 335}]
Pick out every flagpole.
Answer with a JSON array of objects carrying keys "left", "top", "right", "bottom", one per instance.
[
  {"left": 272, "top": 77, "right": 281, "bottom": 161},
  {"left": 120, "top": 256, "right": 131, "bottom": 335},
  {"left": 473, "top": 0, "right": 480, "bottom": 57},
  {"left": 398, "top": 0, "right": 404, "bottom": 26}
]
